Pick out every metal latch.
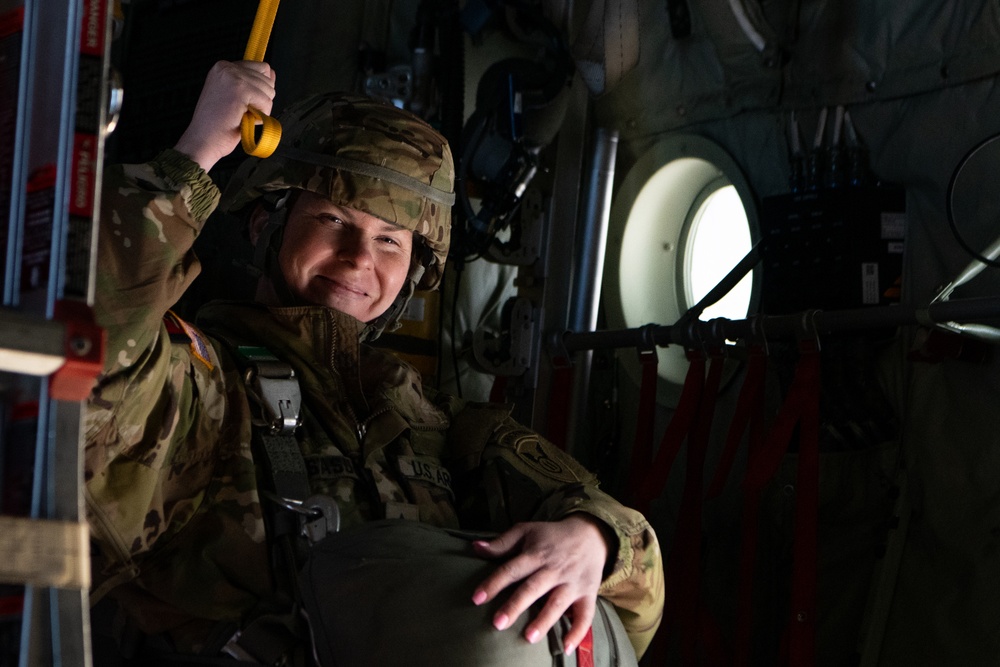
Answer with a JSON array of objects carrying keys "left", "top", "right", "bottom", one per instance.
[
  {"left": 301, "top": 495, "right": 341, "bottom": 544},
  {"left": 262, "top": 491, "right": 341, "bottom": 545},
  {"left": 244, "top": 358, "right": 302, "bottom": 435}
]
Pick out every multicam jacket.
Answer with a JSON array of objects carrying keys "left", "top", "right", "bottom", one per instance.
[{"left": 84, "top": 149, "right": 664, "bottom": 657}]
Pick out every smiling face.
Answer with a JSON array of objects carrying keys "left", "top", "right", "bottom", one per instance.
[{"left": 252, "top": 191, "right": 414, "bottom": 322}]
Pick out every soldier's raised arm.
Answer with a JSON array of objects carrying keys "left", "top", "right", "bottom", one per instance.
[{"left": 93, "top": 60, "right": 276, "bottom": 376}]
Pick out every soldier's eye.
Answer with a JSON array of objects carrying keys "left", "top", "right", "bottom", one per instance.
[{"left": 317, "top": 214, "right": 345, "bottom": 227}]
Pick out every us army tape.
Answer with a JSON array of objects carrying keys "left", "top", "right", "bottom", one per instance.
[{"left": 0, "top": 516, "right": 90, "bottom": 589}]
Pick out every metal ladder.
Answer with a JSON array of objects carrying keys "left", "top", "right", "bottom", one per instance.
[{"left": 1, "top": 0, "right": 114, "bottom": 665}]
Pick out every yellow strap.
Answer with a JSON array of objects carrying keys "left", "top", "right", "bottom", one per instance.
[
  {"left": 240, "top": 0, "right": 282, "bottom": 157},
  {"left": 241, "top": 107, "right": 282, "bottom": 158}
]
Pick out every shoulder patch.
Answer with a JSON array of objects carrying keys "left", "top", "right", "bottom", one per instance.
[
  {"left": 164, "top": 310, "right": 214, "bottom": 371},
  {"left": 493, "top": 422, "right": 590, "bottom": 484},
  {"left": 514, "top": 434, "right": 580, "bottom": 482}
]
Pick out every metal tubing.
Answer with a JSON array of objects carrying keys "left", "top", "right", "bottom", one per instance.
[
  {"left": 569, "top": 128, "right": 620, "bottom": 333},
  {"left": 565, "top": 128, "right": 619, "bottom": 459},
  {"left": 528, "top": 78, "right": 587, "bottom": 432},
  {"left": 558, "top": 296, "right": 1000, "bottom": 352}
]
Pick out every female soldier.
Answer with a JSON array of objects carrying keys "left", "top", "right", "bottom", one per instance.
[{"left": 86, "top": 60, "right": 663, "bottom": 665}]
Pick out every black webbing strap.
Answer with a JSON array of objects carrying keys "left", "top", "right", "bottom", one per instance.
[
  {"left": 227, "top": 344, "right": 316, "bottom": 665},
  {"left": 258, "top": 432, "right": 312, "bottom": 504},
  {"left": 234, "top": 345, "right": 312, "bottom": 503}
]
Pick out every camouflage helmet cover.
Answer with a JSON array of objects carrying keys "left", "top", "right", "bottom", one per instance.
[{"left": 221, "top": 92, "right": 455, "bottom": 290}]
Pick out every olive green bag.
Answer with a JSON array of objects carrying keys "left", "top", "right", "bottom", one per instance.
[{"left": 297, "top": 519, "right": 637, "bottom": 667}]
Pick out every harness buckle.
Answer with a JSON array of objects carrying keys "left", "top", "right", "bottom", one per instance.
[
  {"left": 262, "top": 491, "right": 341, "bottom": 545},
  {"left": 245, "top": 360, "right": 302, "bottom": 435},
  {"left": 301, "top": 495, "right": 341, "bottom": 544}
]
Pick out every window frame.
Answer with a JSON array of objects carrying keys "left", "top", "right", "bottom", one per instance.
[{"left": 603, "top": 134, "right": 760, "bottom": 406}]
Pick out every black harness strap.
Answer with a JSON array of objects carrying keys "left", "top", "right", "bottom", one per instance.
[
  {"left": 224, "top": 344, "right": 319, "bottom": 665},
  {"left": 236, "top": 345, "right": 311, "bottom": 502}
]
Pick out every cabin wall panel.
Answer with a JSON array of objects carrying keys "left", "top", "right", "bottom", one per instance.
[{"left": 596, "top": 2, "right": 1000, "bottom": 662}]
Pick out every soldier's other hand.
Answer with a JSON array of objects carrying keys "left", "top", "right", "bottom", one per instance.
[
  {"left": 174, "top": 60, "right": 276, "bottom": 173},
  {"left": 470, "top": 515, "right": 611, "bottom": 655}
]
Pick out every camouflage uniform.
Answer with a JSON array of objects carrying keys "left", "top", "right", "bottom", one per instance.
[{"left": 85, "top": 94, "right": 664, "bottom": 660}]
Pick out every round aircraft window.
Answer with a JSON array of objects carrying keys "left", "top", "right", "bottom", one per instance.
[
  {"left": 603, "top": 134, "right": 759, "bottom": 406},
  {"left": 682, "top": 179, "right": 754, "bottom": 322}
]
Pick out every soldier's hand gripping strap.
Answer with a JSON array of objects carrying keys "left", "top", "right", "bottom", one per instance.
[{"left": 297, "top": 520, "right": 637, "bottom": 667}]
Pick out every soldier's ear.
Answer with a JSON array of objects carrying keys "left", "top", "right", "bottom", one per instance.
[
  {"left": 248, "top": 204, "right": 268, "bottom": 246},
  {"left": 248, "top": 190, "right": 295, "bottom": 246}
]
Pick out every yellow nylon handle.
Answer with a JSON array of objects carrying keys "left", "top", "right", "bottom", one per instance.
[
  {"left": 241, "top": 107, "right": 282, "bottom": 158},
  {"left": 241, "top": 0, "right": 281, "bottom": 157}
]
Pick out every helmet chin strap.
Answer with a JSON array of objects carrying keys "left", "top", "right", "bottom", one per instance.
[
  {"left": 361, "top": 242, "right": 430, "bottom": 342},
  {"left": 249, "top": 192, "right": 306, "bottom": 307}
]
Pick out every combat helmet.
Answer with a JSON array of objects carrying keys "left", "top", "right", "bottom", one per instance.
[{"left": 221, "top": 91, "right": 455, "bottom": 339}]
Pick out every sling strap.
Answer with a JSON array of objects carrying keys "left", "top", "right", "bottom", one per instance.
[
  {"left": 237, "top": 345, "right": 310, "bottom": 502},
  {"left": 706, "top": 344, "right": 769, "bottom": 667},
  {"left": 673, "top": 348, "right": 726, "bottom": 666},
  {"left": 625, "top": 346, "right": 658, "bottom": 497},
  {"left": 631, "top": 347, "right": 727, "bottom": 666},
  {"left": 742, "top": 339, "right": 821, "bottom": 667},
  {"left": 545, "top": 359, "right": 575, "bottom": 451},
  {"left": 224, "top": 345, "right": 330, "bottom": 665},
  {"left": 240, "top": 0, "right": 282, "bottom": 157},
  {"left": 705, "top": 344, "right": 768, "bottom": 500},
  {"left": 633, "top": 348, "right": 705, "bottom": 514}
]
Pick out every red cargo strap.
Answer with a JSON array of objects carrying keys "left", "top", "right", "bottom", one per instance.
[
  {"left": 546, "top": 362, "right": 574, "bottom": 450},
  {"left": 633, "top": 349, "right": 704, "bottom": 666},
  {"left": 634, "top": 348, "right": 726, "bottom": 666},
  {"left": 711, "top": 345, "right": 769, "bottom": 667},
  {"left": 705, "top": 345, "right": 768, "bottom": 499},
  {"left": 734, "top": 486, "right": 764, "bottom": 667},
  {"left": 625, "top": 347, "right": 658, "bottom": 498},
  {"left": 633, "top": 349, "right": 705, "bottom": 514},
  {"left": 788, "top": 342, "right": 820, "bottom": 667},
  {"left": 742, "top": 340, "right": 821, "bottom": 667},
  {"left": 675, "top": 348, "right": 725, "bottom": 666},
  {"left": 488, "top": 374, "right": 508, "bottom": 403}
]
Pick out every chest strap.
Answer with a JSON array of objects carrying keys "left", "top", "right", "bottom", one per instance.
[
  {"left": 237, "top": 345, "right": 311, "bottom": 503},
  {"left": 235, "top": 345, "right": 344, "bottom": 543},
  {"left": 226, "top": 346, "right": 342, "bottom": 664}
]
